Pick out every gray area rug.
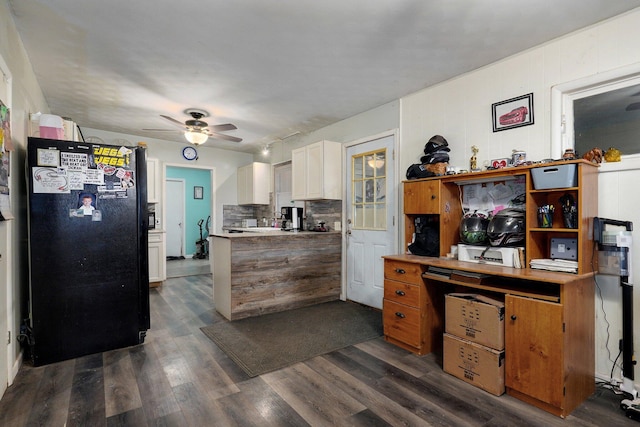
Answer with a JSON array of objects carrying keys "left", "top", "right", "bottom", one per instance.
[{"left": 201, "top": 300, "right": 383, "bottom": 377}]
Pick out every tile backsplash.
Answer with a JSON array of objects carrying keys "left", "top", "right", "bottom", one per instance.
[{"left": 223, "top": 198, "right": 342, "bottom": 230}]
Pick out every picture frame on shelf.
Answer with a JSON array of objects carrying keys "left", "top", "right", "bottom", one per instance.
[
  {"left": 492, "top": 93, "right": 534, "bottom": 132},
  {"left": 194, "top": 186, "right": 203, "bottom": 199}
]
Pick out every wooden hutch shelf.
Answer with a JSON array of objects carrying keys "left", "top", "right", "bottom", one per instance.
[{"left": 383, "top": 159, "right": 599, "bottom": 418}]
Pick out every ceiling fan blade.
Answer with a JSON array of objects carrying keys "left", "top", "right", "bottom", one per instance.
[
  {"left": 209, "top": 123, "right": 237, "bottom": 132},
  {"left": 208, "top": 131, "right": 242, "bottom": 143},
  {"left": 160, "top": 115, "right": 188, "bottom": 129},
  {"left": 142, "top": 128, "right": 181, "bottom": 132}
]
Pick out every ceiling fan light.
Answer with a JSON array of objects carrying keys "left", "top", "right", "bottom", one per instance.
[
  {"left": 184, "top": 130, "right": 208, "bottom": 145},
  {"left": 367, "top": 156, "right": 385, "bottom": 169}
]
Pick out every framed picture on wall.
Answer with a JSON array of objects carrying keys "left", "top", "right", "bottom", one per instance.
[
  {"left": 492, "top": 93, "right": 534, "bottom": 132},
  {"left": 194, "top": 186, "right": 203, "bottom": 199}
]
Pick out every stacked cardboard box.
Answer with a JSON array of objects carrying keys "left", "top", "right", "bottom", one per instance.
[{"left": 443, "top": 293, "right": 505, "bottom": 396}]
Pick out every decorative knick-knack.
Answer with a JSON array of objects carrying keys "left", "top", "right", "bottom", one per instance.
[{"left": 470, "top": 145, "right": 479, "bottom": 171}]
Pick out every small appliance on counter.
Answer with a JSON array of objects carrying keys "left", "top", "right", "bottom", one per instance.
[
  {"left": 281, "top": 207, "right": 303, "bottom": 231},
  {"left": 312, "top": 221, "right": 328, "bottom": 232},
  {"left": 241, "top": 218, "right": 258, "bottom": 228}
]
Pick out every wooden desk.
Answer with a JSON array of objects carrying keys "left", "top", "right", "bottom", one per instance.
[{"left": 382, "top": 254, "right": 595, "bottom": 418}]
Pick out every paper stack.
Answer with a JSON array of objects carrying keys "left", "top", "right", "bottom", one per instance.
[{"left": 530, "top": 259, "right": 578, "bottom": 273}]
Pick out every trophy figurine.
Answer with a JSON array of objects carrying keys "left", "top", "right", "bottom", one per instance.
[{"left": 470, "top": 145, "right": 479, "bottom": 171}]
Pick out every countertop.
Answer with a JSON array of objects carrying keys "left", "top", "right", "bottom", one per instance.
[{"left": 212, "top": 229, "right": 340, "bottom": 238}]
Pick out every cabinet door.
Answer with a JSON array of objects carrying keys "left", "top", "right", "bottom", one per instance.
[
  {"left": 237, "top": 164, "right": 251, "bottom": 205},
  {"left": 404, "top": 180, "right": 440, "bottom": 214},
  {"left": 305, "top": 142, "right": 324, "bottom": 199},
  {"left": 147, "top": 158, "right": 159, "bottom": 203},
  {"left": 291, "top": 147, "right": 307, "bottom": 200},
  {"left": 505, "top": 295, "right": 564, "bottom": 408}
]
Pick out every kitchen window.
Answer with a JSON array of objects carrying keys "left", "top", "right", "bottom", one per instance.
[{"left": 352, "top": 149, "right": 386, "bottom": 229}]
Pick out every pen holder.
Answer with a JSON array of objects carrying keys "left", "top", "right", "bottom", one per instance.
[
  {"left": 537, "top": 212, "right": 553, "bottom": 228},
  {"left": 562, "top": 210, "right": 578, "bottom": 229}
]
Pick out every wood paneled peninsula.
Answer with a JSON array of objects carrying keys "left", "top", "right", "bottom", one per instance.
[{"left": 211, "top": 231, "right": 341, "bottom": 320}]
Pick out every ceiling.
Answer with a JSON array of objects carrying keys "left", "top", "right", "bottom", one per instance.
[{"left": 8, "top": 1, "right": 640, "bottom": 154}]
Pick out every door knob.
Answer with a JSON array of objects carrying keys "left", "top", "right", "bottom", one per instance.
[{"left": 511, "top": 315, "right": 517, "bottom": 321}]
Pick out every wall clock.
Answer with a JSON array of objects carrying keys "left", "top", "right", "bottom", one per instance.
[{"left": 182, "top": 146, "right": 198, "bottom": 161}]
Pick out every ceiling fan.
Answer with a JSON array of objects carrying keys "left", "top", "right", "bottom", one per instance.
[{"left": 143, "top": 108, "right": 242, "bottom": 145}]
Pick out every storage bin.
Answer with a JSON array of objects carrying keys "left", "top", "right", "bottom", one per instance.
[{"left": 531, "top": 164, "right": 577, "bottom": 190}]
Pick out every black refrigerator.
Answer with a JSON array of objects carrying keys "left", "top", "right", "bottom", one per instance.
[{"left": 26, "top": 137, "right": 150, "bottom": 366}]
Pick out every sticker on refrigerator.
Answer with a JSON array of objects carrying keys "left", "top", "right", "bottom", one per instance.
[
  {"left": 60, "top": 152, "right": 88, "bottom": 171},
  {"left": 116, "top": 169, "right": 135, "bottom": 189},
  {"left": 36, "top": 148, "right": 60, "bottom": 167},
  {"left": 93, "top": 146, "right": 129, "bottom": 167},
  {"left": 32, "top": 167, "right": 70, "bottom": 193},
  {"left": 97, "top": 182, "right": 128, "bottom": 199}
]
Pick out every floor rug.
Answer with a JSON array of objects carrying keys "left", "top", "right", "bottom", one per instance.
[{"left": 200, "top": 300, "right": 383, "bottom": 377}]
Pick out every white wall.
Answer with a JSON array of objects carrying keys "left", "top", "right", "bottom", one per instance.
[
  {"left": 1, "top": 0, "right": 50, "bottom": 386},
  {"left": 81, "top": 128, "right": 254, "bottom": 234},
  {"left": 398, "top": 9, "right": 640, "bottom": 384}
]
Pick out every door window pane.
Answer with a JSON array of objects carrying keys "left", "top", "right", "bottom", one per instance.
[{"left": 352, "top": 149, "right": 386, "bottom": 230}]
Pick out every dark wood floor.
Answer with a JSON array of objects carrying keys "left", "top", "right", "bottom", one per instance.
[{"left": 0, "top": 272, "right": 637, "bottom": 426}]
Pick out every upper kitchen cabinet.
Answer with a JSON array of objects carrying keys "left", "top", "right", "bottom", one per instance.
[
  {"left": 238, "top": 162, "right": 271, "bottom": 205},
  {"left": 291, "top": 140, "right": 342, "bottom": 200},
  {"left": 147, "top": 158, "right": 160, "bottom": 203}
]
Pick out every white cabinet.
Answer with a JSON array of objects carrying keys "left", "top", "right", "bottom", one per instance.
[
  {"left": 291, "top": 140, "right": 342, "bottom": 200},
  {"left": 237, "top": 162, "right": 271, "bottom": 205},
  {"left": 148, "top": 231, "right": 166, "bottom": 286},
  {"left": 147, "top": 158, "right": 160, "bottom": 203}
]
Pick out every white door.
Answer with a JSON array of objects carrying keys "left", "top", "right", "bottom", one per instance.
[
  {"left": 166, "top": 179, "right": 186, "bottom": 258},
  {"left": 346, "top": 133, "right": 397, "bottom": 309}
]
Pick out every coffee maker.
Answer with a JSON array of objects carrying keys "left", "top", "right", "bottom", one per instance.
[{"left": 281, "top": 207, "right": 304, "bottom": 231}]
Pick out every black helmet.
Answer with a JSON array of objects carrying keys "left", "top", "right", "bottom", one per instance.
[
  {"left": 424, "top": 135, "right": 449, "bottom": 154},
  {"left": 459, "top": 211, "right": 489, "bottom": 245},
  {"left": 487, "top": 208, "right": 525, "bottom": 247}
]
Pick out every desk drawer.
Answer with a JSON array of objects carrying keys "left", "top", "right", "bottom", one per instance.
[
  {"left": 383, "top": 299, "right": 421, "bottom": 348},
  {"left": 384, "top": 279, "right": 420, "bottom": 308},
  {"left": 384, "top": 260, "right": 423, "bottom": 285}
]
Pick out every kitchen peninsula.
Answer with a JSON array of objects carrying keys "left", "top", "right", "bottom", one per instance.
[{"left": 211, "top": 230, "right": 341, "bottom": 320}]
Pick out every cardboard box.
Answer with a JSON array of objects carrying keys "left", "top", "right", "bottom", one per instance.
[
  {"left": 445, "top": 293, "right": 505, "bottom": 350},
  {"left": 443, "top": 333, "right": 505, "bottom": 396}
]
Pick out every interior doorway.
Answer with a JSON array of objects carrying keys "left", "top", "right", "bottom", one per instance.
[
  {"left": 166, "top": 179, "right": 186, "bottom": 258},
  {"left": 163, "top": 163, "right": 215, "bottom": 277}
]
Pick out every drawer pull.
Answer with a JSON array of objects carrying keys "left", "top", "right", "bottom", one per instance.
[
  {"left": 431, "top": 194, "right": 436, "bottom": 200},
  {"left": 395, "top": 268, "right": 406, "bottom": 274},
  {"left": 395, "top": 290, "right": 406, "bottom": 296},
  {"left": 395, "top": 312, "right": 406, "bottom": 318},
  {"left": 511, "top": 315, "right": 517, "bottom": 321}
]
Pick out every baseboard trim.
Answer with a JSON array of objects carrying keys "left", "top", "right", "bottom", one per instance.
[{"left": 9, "top": 349, "right": 23, "bottom": 386}]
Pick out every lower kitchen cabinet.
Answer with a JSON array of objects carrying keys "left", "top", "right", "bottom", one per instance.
[
  {"left": 382, "top": 255, "right": 594, "bottom": 418},
  {"left": 148, "top": 230, "right": 166, "bottom": 286}
]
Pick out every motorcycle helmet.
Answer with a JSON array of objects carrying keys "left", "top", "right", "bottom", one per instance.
[
  {"left": 487, "top": 208, "right": 526, "bottom": 247},
  {"left": 459, "top": 211, "right": 490, "bottom": 245},
  {"left": 424, "top": 135, "right": 449, "bottom": 154}
]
